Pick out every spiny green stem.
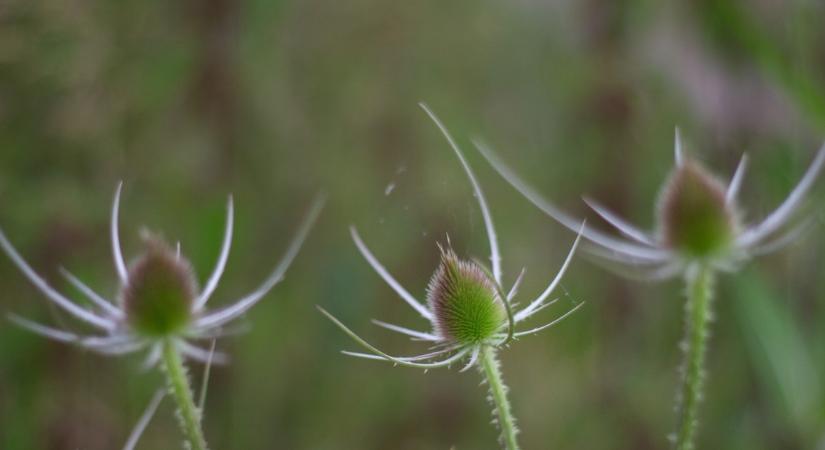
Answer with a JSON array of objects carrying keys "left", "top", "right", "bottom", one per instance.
[
  {"left": 673, "top": 265, "right": 715, "bottom": 450},
  {"left": 162, "top": 339, "right": 209, "bottom": 450},
  {"left": 479, "top": 345, "right": 520, "bottom": 450}
]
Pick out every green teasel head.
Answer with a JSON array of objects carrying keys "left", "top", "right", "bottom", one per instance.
[
  {"left": 320, "top": 106, "right": 586, "bottom": 373},
  {"left": 122, "top": 232, "right": 198, "bottom": 338},
  {"left": 426, "top": 246, "right": 506, "bottom": 344},
  {"left": 657, "top": 159, "right": 741, "bottom": 259}
]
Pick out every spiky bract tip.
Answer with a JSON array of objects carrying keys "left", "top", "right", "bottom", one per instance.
[
  {"left": 426, "top": 246, "right": 505, "bottom": 344},
  {"left": 123, "top": 233, "right": 197, "bottom": 338},
  {"left": 657, "top": 159, "right": 739, "bottom": 259}
]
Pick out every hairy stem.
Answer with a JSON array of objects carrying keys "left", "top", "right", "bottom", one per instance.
[
  {"left": 673, "top": 265, "right": 715, "bottom": 450},
  {"left": 162, "top": 339, "right": 209, "bottom": 450},
  {"left": 479, "top": 345, "right": 520, "bottom": 450}
]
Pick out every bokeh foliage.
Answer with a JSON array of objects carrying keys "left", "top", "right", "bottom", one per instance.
[{"left": 1, "top": 0, "right": 824, "bottom": 448}]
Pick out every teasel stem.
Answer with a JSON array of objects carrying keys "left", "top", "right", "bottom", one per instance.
[
  {"left": 162, "top": 339, "right": 209, "bottom": 450},
  {"left": 479, "top": 345, "right": 520, "bottom": 450},
  {"left": 673, "top": 264, "right": 715, "bottom": 450}
]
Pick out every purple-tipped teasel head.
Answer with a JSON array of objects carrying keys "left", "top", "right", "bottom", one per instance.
[{"left": 427, "top": 247, "right": 506, "bottom": 344}]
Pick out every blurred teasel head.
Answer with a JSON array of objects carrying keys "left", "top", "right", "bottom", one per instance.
[
  {"left": 0, "top": 183, "right": 324, "bottom": 364},
  {"left": 122, "top": 232, "right": 199, "bottom": 339},
  {"left": 478, "top": 129, "right": 825, "bottom": 280},
  {"left": 656, "top": 158, "right": 740, "bottom": 259}
]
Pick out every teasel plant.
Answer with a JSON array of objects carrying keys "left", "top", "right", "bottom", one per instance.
[
  {"left": 477, "top": 132, "right": 825, "bottom": 450},
  {"left": 318, "top": 104, "right": 585, "bottom": 450},
  {"left": 0, "top": 185, "right": 324, "bottom": 450}
]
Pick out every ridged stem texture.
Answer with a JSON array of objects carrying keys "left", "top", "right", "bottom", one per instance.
[
  {"left": 479, "top": 345, "right": 520, "bottom": 450},
  {"left": 162, "top": 339, "right": 209, "bottom": 450},
  {"left": 673, "top": 265, "right": 715, "bottom": 450}
]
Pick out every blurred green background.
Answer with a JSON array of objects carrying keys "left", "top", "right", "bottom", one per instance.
[{"left": 1, "top": 0, "right": 825, "bottom": 448}]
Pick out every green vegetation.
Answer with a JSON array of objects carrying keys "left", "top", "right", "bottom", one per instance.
[{"left": 1, "top": 0, "right": 824, "bottom": 449}]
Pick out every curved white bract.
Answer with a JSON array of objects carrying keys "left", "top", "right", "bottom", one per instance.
[
  {"left": 421, "top": 103, "right": 503, "bottom": 286},
  {"left": 194, "top": 196, "right": 235, "bottom": 310},
  {"left": 111, "top": 182, "right": 129, "bottom": 283},
  {"left": 350, "top": 226, "right": 432, "bottom": 321}
]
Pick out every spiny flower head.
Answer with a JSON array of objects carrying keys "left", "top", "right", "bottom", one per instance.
[
  {"left": 427, "top": 247, "right": 505, "bottom": 344},
  {"left": 657, "top": 159, "right": 740, "bottom": 259},
  {"left": 0, "top": 183, "right": 323, "bottom": 364},
  {"left": 320, "top": 104, "right": 584, "bottom": 372},
  {"left": 479, "top": 129, "right": 825, "bottom": 280},
  {"left": 123, "top": 233, "right": 198, "bottom": 338}
]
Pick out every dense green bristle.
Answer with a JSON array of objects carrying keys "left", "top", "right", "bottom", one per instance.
[
  {"left": 426, "top": 248, "right": 505, "bottom": 344},
  {"left": 658, "top": 160, "right": 738, "bottom": 259},
  {"left": 123, "top": 235, "right": 197, "bottom": 338}
]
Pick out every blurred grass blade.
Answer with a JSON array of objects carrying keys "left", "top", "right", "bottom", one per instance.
[{"left": 732, "top": 270, "right": 821, "bottom": 438}]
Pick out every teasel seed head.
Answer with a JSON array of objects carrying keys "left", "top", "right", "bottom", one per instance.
[
  {"left": 657, "top": 159, "right": 740, "bottom": 259},
  {"left": 426, "top": 246, "right": 505, "bottom": 344},
  {"left": 123, "top": 232, "right": 198, "bottom": 338}
]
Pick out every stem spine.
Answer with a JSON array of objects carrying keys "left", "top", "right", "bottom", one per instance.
[
  {"left": 162, "top": 339, "right": 209, "bottom": 450},
  {"left": 673, "top": 265, "right": 714, "bottom": 450},
  {"left": 479, "top": 345, "right": 520, "bottom": 450}
]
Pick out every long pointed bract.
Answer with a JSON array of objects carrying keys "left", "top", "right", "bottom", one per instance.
[
  {"left": 674, "top": 127, "right": 684, "bottom": 167},
  {"left": 475, "top": 140, "right": 671, "bottom": 262},
  {"left": 319, "top": 306, "right": 469, "bottom": 369},
  {"left": 8, "top": 315, "right": 142, "bottom": 353},
  {"left": 198, "top": 340, "right": 217, "bottom": 411},
  {"left": 80, "top": 333, "right": 139, "bottom": 349},
  {"left": 350, "top": 226, "right": 433, "bottom": 320},
  {"left": 0, "top": 229, "right": 114, "bottom": 330},
  {"left": 342, "top": 346, "right": 456, "bottom": 362},
  {"left": 122, "top": 390, "right": 164, "bottom": 450},
  {"left": 581, "top": 242, "right": 669, "bottom": 266},
  {"left": 514, "top": 297, "right": 559, "bottom": 321},
  {"left": 178, "top": 340, "right": 227, "bottom": 364},
  {"left": 371, "top": 319, "right": 441, "bottom": 341},
  {"left": 141, "top": 344, "right": 163, "bottom": 370},
  {"left": 9, "top": 314, "right": 79, "bottom": 342},
  {"left": 748, "top": 216, "right": 814, "bottom": 256},
  {"left": 514, "top": 222, "right": 584, "bottom": 322},
  {"left": 420, "top": 103, "right": 503, "bottom": 285},
  {"left": 194, "top": 196, "right": 234, "bottom": 310},
  {"left": 111, "top": 182, "right": 129, "bottom": 283},
  {"left": 726, "top": 153, "right": 749, "bottom": 205},
  {"left": 740, "top": 143, "right": 825, "bottom": 246},
  {"left": 506, "top": 267, "right": 526, "bottom": 302},
  {"left": 513, "top": 302, "right": 585, "bottom": 337},
  {"left": 460, "top": 346, "right": 480, "bottom": 372},
  {"left": 59, "top": 268, "right": 122, "bottom": 318},
  {"left": 583, "top": 197, "right": 657, "bottom": 246},
  {"left": 197, "top": 195, "right": 324, "bottom": 329},
  {"left": 614, "top": 260, "right": 684, "bottom": 282}
]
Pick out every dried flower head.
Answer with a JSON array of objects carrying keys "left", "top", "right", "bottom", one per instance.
[
  {"left": 0, "top": 184, "right": 323, "bottom": 364},
  {"left": 478, "top": 129, "right": 825, "bottom": 279},
  {"left": 320, "top": 104, "right": 584, "bottom": 372}
]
